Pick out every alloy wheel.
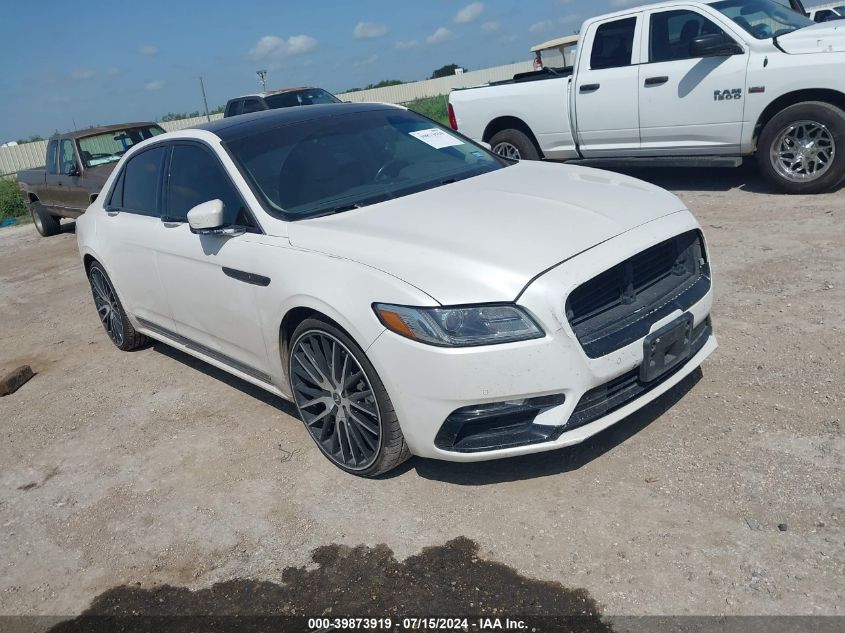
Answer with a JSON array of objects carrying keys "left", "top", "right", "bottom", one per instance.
[
  {"left": 290, "top": 331, "right": 382, "bottom": 470},
  {"left": 493, "top": 141, "right": 521, "bottom": 160},
  {"left": 770, "top": 120, "right": 836, "bottom": 183},
  {"left": 89, "top": 267, "right": 125, "bottom": 347}
]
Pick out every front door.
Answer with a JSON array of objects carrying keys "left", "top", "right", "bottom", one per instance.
[
  {"left": 154, "top": 142, "right": 272, "bottom": 378},
  {"left": 638, "top": 8, "right": 748, "bottom": 154},
  {"left": 54, "top": 138, "right": 90, "bottom": 214},
  {"left": 574, "top": 14, "right": 643, "bottom": 156}
]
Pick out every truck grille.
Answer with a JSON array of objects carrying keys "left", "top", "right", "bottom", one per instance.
[
  {"left": 565, "top": 230, "right": 710, "bottom": 358},
  {"left": 566, "top": 317, "right": 711, "bottom": 431}
]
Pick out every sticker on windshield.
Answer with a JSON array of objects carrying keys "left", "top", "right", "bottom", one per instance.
[{"left": 409, "top": 128, "right": 465, "bottom": 149}]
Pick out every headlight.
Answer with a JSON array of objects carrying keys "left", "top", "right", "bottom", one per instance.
[{"left": 373, "top": 303, "right": 544, "bottom": 347}]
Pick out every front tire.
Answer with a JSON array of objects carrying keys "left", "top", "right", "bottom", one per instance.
[
  {"left": 288, "top": 317, "right": 409, "bottom": 477},
  {"left": 489, "top": 129, "right": 540, "bottom": 161},
  {"left": 29, "top": 201, "right": 61, "bottom": 237},
  {"left": 757, "top": 101, "right": 845, "bottom": 194},
  {"left": 87, "top": 262, "right": 148, "bottom": 351}
]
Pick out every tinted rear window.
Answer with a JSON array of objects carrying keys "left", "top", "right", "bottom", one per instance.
[
  {"left": 121, "top": 146, "right": 167, "bottom": 214},
  {"left": 264, "top": 88, "right": 340, "bottom": 109},
  {"left": 591, "top": 17, "right": 637, "bottom": 69}
]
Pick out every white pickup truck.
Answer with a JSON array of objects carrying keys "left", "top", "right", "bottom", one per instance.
[{"left": 448, "top": 0, "right": 845, "bottom": 193}]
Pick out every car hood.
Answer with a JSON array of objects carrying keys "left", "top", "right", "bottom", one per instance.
[
  {"left": 286, "top": 162, "right": 686, "bottom": 305},
  {"left": 777, "top": 22, "right": 845, "bottom": 53}
]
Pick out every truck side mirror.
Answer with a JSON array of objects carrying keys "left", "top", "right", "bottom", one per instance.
[
  {"left": 689, "top": 34, "right": 743, "bottom": 58},
  {"left": 67, "top": 164, "right": 80, "bottom": 177}
]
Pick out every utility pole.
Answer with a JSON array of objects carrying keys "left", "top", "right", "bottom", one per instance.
[
  {"left": 256, "top": 70, "right": 268, "bottom": 92},
  {"left": 199, "top": 76, "right": 211, "bottom": 122}
]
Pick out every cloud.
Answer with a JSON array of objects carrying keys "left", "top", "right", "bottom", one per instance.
[
  {"left": 528, "top": 20, "right": 553, "bottom": 33},
  {"left": 480, "top": 21, "right": 499, "bottom": 33},
  {"left": 395, "top": 39, "right": 419, "bottom": 49},
  {"left": 353, "top": 21, "right": 388, "bottom": 39},
  {"left": 71, "top": 68, "right": 96, "bottom": 80},
  {"left": 138, "top": 45, "right": 158, "bottom": 56},
  {"left": 352, "top": 54, "right": 379, "bottom": 67},
  {"left": 249, "top": 34, "right": 318, "bottom": 61},
  {"left": 426, "top": 27, "right": 455, "bottom": 44},
  {"left": 144, "top": 80, "right": 164, "bottom": 91},
  {"left": 455, "top": 2, "right": 484, "bottom": 24}
]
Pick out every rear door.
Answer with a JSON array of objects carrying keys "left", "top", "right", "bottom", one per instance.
[
  {"left": 100, "top": 145, "right": 176, "bottom": 330},
  {"left": 574, "top": 14, "right": 643, "bottom": 156},
  {"left": 637, "top": 6, "right": 749, "bottom": 154}
]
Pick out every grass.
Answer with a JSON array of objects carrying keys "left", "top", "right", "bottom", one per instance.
[
  {"left": 405, "top": 95, "right": 449, "bottom": 127},
  {"left": 0, "top": 178, "right": 28, "bottom": 222}
]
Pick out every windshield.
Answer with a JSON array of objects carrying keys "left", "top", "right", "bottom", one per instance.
[
  {"left": 712, "top": 0, "right": 814, "bottom": 39},
  {"left": 264, "top": 88, "right": 340, "bottom": 109},
  {"left": 78, "top": 125, "right": 164, "bottom": 168},
  {"left": 227, "top": 108, "right": 504, "bottom": 220}
]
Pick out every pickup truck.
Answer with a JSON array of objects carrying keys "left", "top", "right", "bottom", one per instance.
[
  {"left": 18, "top": 122, "right": 164, "bottom": 236},
  {"left": 448, "top": 0, "right": 845, "bottom": 194}
]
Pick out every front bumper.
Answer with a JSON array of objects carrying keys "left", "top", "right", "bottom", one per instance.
[{"left": 366, "top": 211, "right": 716, "bottom": 461}]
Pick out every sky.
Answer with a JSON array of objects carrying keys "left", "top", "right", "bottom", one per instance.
[{"left": 0, "top": 0, "right": 634, "bottom": 142}]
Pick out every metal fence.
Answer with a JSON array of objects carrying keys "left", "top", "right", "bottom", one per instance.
[{"left": 1, "top": 60, "right": 533, "bottom": 178}]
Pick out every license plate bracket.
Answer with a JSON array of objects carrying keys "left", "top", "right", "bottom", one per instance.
[{"left": 640, "top": 313, "right": 694, "bottom": 383}]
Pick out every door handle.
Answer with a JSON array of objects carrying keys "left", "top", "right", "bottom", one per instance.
[
  {"left": 644, "top": 76, "right": 669, "bottom": 87},
  {"left": 580, "top": 83, "right": 600, "bottom": 93}
]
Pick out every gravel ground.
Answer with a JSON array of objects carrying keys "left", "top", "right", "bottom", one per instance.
[{"left": 0, "top": 165, "right": 842, "bottom": 621}]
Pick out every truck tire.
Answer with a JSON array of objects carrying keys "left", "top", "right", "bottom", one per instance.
[
  {"left": 757, "top": 101, "right": 845, "bottom": 194},
  {"left": 489, "top": 129, "right": 540, "bottom": 161},
  {"left": 29, "top": 201, "right": 61, "bottom": 237}
]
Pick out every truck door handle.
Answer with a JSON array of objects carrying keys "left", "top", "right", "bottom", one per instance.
[
  {"left": 644, "top": 76, "right": 669, "bottom": 87},
  {"left": 580, "top": 83, "right": 600, "bottom": 93}
]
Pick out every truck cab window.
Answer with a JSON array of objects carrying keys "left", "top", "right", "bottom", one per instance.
[
  {"left": 60, "top": 139, "right": 77, "bottom": 175},
  {"left": 166, "top": 144, "right": 255, "bottom": 228},
  {"left": 650, "top": 10, "right": 732, "bottom": 62},
  {"left": 46, "top": 140, "right": 59, "bottom": 175},
  {"left": 591, "top": 17, "right": 637, "bottom": 70},
  {"left": 242, "top": 98, "right": 264, "bottom": 114}
]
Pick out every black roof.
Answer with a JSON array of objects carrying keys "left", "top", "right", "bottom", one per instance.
[{"left": 194, "top": 103, "right": 401, "bottom": 142}]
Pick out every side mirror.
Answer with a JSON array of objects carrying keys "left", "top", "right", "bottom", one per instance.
[
  {"left": 67, "top": 164, "right": 80, "bottom": 177},
  {"left": 186, "top": 199, "right": 243, "bottom": 236},
  {"left": 689, "top": 34, "right": 743, "bottom": 58}
]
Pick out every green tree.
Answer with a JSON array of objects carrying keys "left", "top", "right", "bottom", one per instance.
[{"left": 430, "top": 64, "right": 462, "bottom": 79}]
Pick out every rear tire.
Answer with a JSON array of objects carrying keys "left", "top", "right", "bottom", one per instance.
[
  {"left": 29, "top": 201, "right": 61, "bottom": 237},
  {"left": 489, "top": 129, "right": 540, "bottom": 161},
  {"left": 757, "top": 101, "right": 845, "bottom": 194},
  {"left": 87, "top": 261, "right": 148, "bottom": 351},
  {"left": 288, "top": 317, "right": 410, "bottom": 477}
]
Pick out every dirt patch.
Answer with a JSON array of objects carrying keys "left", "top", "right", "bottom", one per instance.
[{"left": 47, "top": 537, "right": 610, "bottom": 632}]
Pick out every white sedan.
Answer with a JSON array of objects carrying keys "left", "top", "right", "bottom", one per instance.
[{"left": 76, "top": 103, "right": 716, "bottom": 476}]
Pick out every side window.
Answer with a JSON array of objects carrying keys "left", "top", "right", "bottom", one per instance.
[
  {"left": 591, "top": 17, "right": 637, "bottom": 70},
  {"left": 242, "top": 98, "right": 264, "bottom": 114},
  {"left": 815, "top": 9, "right": 834, "bottom": 22},
  {"left": 59, "top": 139, "right": 77, "bottom": 175},
  {"left": 46, "top": 140, "right": 59, "bottom": 175},
  {"left": 650, "top": 10, "right": 731, "bottom": 63},
  {"left": 227, "top": 100, "right": 243, "bottom": 117},
  {"left": 108, "top": 170, "right": 125, "bottom": 208},
  {"left": 166, "top": 144, "right": 255, "bottom": 228},
  {"left": 121, "top": 146, "right": 167, "bottom": 215}
]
